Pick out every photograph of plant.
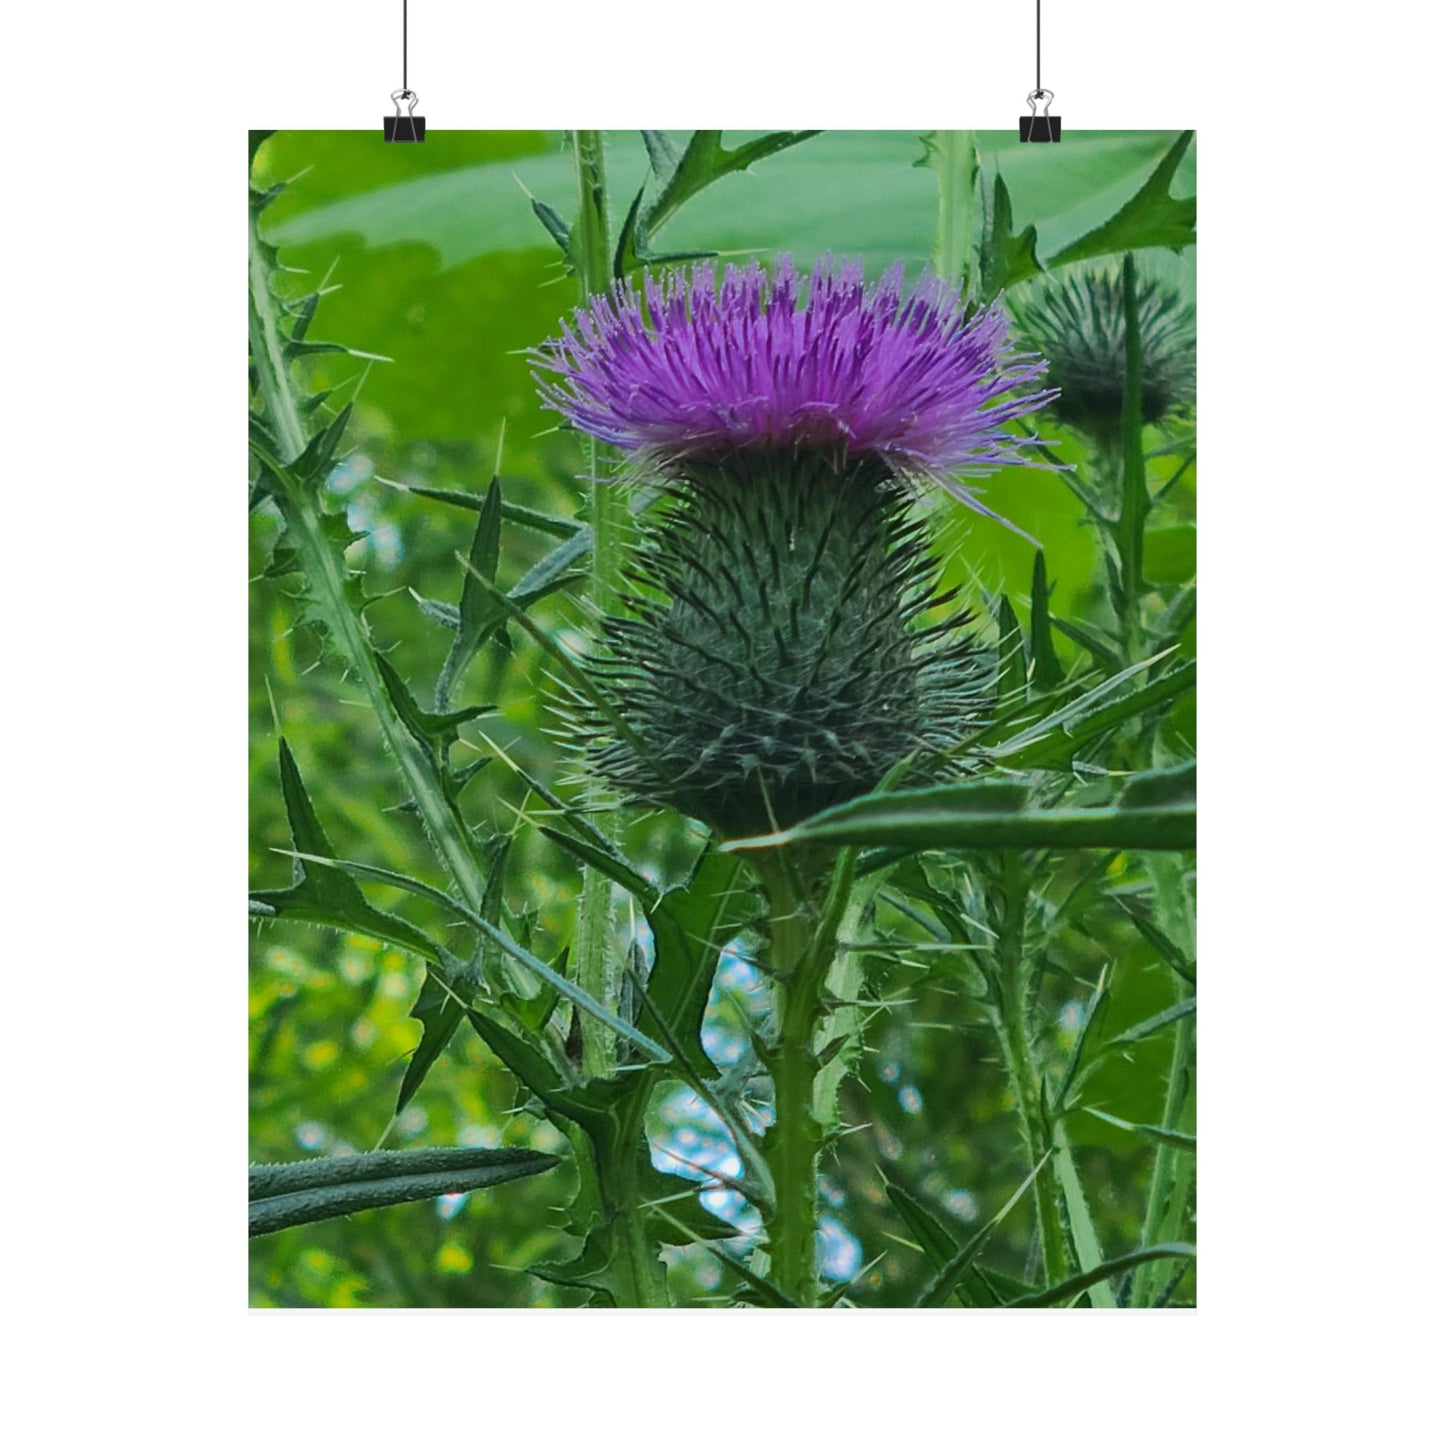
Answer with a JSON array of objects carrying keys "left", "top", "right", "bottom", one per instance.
[{"left": 248, "top": 129, "right": 1196, "bottom": 1308}]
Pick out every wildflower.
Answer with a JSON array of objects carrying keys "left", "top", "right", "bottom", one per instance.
[
  {"left": 534, "top": 256, "right": 1053, "bottom": 837},
  {"left": 1010, "top": 266, "right": 1195, "bottom": 445},
  {"left": 536, "top": 255, "right": 1052, "bottom": 519}
]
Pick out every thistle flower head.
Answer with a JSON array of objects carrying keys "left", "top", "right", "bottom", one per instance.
[
  {"left": 533, "top": 256, "right": 1046, "bottom": 838},
  {"left": 1010, "top": 266, "right": 1196, "bottom": 443},
  {"left": 534, "top": 255, "right": 1053, "bottom": 518}
]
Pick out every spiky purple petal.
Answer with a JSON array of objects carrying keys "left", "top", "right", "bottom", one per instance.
[{"left": 533, "top": 256, "right": 1055, "bottom": 504}]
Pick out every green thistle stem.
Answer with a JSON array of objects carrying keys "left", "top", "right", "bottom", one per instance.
[
  {"left": 607, "top": 1094, "right": 670, "bottom": 1308},
  {"left": 563, "top": 131, "right": 666, "bottom": 1309},
  {"left": 931, "top": 130, "right": 978, "bottom": 286},
  {"left": 1132, "top": 851, "right": 1196, "bottom": 1305},
  {"left": 989, "top": 852, "right": 1073, "bottom": 1289},
  {"left": 755, "top": 850, "right": 839, "bottom": 1307},
  {"left": 571, "top": 129, "right": 612, "bottom": 301},
  {"left": 1115, "top": 253, "right": 1150, "bottom": 661},
  {"left": 248, "top": 209, "right": 487, "bottom": 915},
  {"left": 570, "top": 128, "right": 626, "bottom": 1078}
]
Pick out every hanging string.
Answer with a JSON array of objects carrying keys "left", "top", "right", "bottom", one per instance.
[
  {"left": 1020, "top": 0, "right": 1060, "bottom": 141},
  {"left": 1036, "top": 0, "right": 1041, "bottom": 93},
  {"left": 384, "top": 0, "right": 425, "bottom": 141}
]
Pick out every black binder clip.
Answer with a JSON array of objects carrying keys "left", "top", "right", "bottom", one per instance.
[
  {"left": 1019, "top": 89, "right": 1061, "bottom": 143},
  {"left": 384, "top": 89, "right": 425, "bottom": 143}
]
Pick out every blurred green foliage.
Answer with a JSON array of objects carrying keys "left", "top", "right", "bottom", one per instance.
[{"left": 250, "top": 130, "right": 1195, "bottom": 1307}]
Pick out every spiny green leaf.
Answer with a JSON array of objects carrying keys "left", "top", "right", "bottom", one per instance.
[
  {"left": 1052, "top": 967, "right": 1111, "bottom": 1112},
  {"left": 885, "top": 1183, "right": 996, "bottom": 1307},
  {"left": 644, "top": 850, "right": 756, "bottom": 1077},
  {"left": 249, "top": 740, "right": 443, "bottom": 964},
  {"left": 1008, "top": 1244, "right": 1195, "bottom": 1308},
  {"left": 530, "top": 196, "right": 571, "bottom": 254},
  {"left": 410, "top": 593, "right": 461, "bottom": 631},
  {"left": 506, "top": 947, "right": 563, "bottom": 1034},
  {"left": 916, "top": 1154, "right": 1052, "bottom": 1306},
  {"left": 463, "top": 1006, "right": 569, "bottom": 1109},
  {"left": 1049, "top": 131, "right": 1196, "bottom": 268},
  {"left": 640, "top": 129, "right": 683, "bottom": 178},
  {"left": 726, "top": 765, "right": 1196, "bottom": 855},
  {"left": 462, "top": 1006, "right": 645, "bottom": 1154},
  {"left": 706, "top": 1248, "right": 800, "bottom": 1309},
  {"left": 476, "top": 834, "right": 548, "bottom": 1015},
  {"left": 636, "top": 1185, "right": 744, "bottom": 1249},
  {"left": 508, "top": 522, "right": 592, "bottom": 601},
  {"left": 274, "top": 736, "right": 330, "bottom": 863},
  {"left": 384, "top": 478, "right": 582, "bottom": 538},
  {"left": 984, "top": 656, "right": 1196, "bottom": 770},
  {"left": 528, "top": 1227, "right": 631, "bottom": 1305},
  {"left": 434, "top": 525, "right": 591, "bottom": 695},
  {"left": 1105, "top": 995, "right": 1196, "bottom": 1049},
  {"left": 375, "top": 653, "right": 492, "bottom": 754},
  {"left": 979, "top": 172, "right": 1042, "bottom": 295},
  {"left": 287, "top": 292, "right": 320, "bottom": 345},
  {"left": 291, "top": 851, "right": 671, "bottom": 1064},
  {"left": 540, "top": 825, "right": 661, "bottom": 910},
  {"left": 1119, "top": 760, "right": 1195, "bottom": 810},
  {"left": 615, "top": 129, "right": 822, "bottom": 274},
  {"left": 249, "top": 404, "right": 350, "bottom": 495},
  {"left": 248, "top": 1146, "right": 557, "bottom": 1236},
  {"left": 1049, "top": 613, "right": 1124, "bottom": 673},
  {"left": 435, "top": 477, "right": 503, "bottom": 709},
  {"left": 996, "top": 595, "right": 1027, "bottom": 705},
  {"left": 1029, "top": 551, "right": 1065, "bottom": 692},
  {"left": 1114, "top": 895, "right": 1197, "bottom": 987},
  {"left": 387, "top": 756, "right": 493, "bottom": 818},
  {"left": 397, "top": 970, "right": 465, "bottom": 1114},
  {"left": 649, "top": 1200, "right": 799, "bottom": 1306},
  {"left": 476, "top": 746, "right": 624, "bottom": 867},
  {"left": 1053, "top": 1121, "right": 1117, "bottom": 1306},
  {"left": 1084, "top": 1107, "right": 1196, "bottom": 1152},
  {"left": 455, "top": 553, "right": 665, "bottom": 785}
]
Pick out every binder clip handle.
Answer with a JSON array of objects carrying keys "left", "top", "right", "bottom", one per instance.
[
  {"left": 384, "top": 89, "right": 426, "bottom": 143},
  {"left": 1019, "top": 89, "right": 1062, "bottom": 143}
]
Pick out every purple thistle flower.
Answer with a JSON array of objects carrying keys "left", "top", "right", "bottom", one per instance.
[
  {"left": 534, "top": 255, "right": 1055, "bottom": 524},
  {"left": 533, "top": 255, "right": 1054, "bottom": 837}
]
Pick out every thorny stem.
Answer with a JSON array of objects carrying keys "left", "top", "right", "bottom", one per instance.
[
  {"left": 569, "top": 129, "right": 627, "bottom": 1079},
  {"left": 1132, "top": 851, "right": 1196, "bottom": 1305},
  {"left": 755, "top": 850, "right": 840, "bottom": 1308},
  {"left": 989, "top": 851, "right": 1074, "bottom": 1289},
  {"left": 563, "top": 132, "right": 665, "bottom": 1308},
  {"left": 931, "top": 130, "right": 978, "bottom": 288},
  {"left": 1114, "top": 254, "right": 1150, "bottom": 662},
  {"left": 248, "top": 210, "right": 488, "bottom": 916},
  {"left": 608, "top": 1093, "right": 670, "bottom": 1308}
]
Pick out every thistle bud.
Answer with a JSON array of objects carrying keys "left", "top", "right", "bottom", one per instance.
[{"left": 1010, "top": 266, "right": 1195, "bottom": 445}]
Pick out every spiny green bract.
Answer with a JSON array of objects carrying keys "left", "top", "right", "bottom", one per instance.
[{"left": 576, "top": 452, "right": 989, "bottom": 838}]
